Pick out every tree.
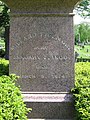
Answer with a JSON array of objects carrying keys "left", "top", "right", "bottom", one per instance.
[
  {"left": 0, "top": 1, "right": 9, "bottom": 27},
  {"left": 0, "top": 1, "right": 10, "bottom": 59},
  {"left": 74, "top": 23, "right": 90, "bottom": 44},
  {"left": 75, "top": 0, "right": 90, "bottom": 17},
  {"left": 74, "top": 25, "right": 80, "bottom": 45}
]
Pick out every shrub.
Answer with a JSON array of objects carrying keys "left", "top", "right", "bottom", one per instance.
[
  {"left": 0, "top": 58, "right": 9, "bottom": 76},
  {"left": 0, "top": 49, "right": 5, "bottom": 58},
  {"left": 72, "top": 62, "right": 90, "bottom": 120},
  {"left": 0, "top": 75, "right": 31, "bottom": 120}
]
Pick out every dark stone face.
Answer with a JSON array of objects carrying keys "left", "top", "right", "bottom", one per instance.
[{"left": 10, "top": 16, "right": 74, "bottom": 92}]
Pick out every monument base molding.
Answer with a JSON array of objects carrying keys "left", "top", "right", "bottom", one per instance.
[{"left": 22, "top": 92, "right": 75, "bottom": 119}]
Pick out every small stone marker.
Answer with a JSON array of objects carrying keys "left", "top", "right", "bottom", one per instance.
[{"left": 2, "top": 0, "right": 82, "bottom": 119}]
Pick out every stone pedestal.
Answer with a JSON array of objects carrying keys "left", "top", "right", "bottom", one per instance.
[{"left": 1, "top": 0, "right": 82, "bottom": 119}]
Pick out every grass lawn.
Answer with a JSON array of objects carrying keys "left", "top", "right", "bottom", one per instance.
[{"left": 75, "top": 45, "right": 90, "bottom": 59}]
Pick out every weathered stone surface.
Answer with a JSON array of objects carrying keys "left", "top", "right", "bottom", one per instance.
[
  {"left": 26, "top": 102, "right": 75, "bottom": 119},
  {"left": 10, "top": 16, "right": 74, "bottom": 92}
]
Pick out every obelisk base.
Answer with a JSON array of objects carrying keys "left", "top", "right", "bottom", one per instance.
[{"left": 23, "top": 92, "right": 75, "bottom": 119}]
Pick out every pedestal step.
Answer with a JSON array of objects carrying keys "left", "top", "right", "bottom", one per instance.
[{"left": 23, "top": 93, "right": 75, "bottom": 119}]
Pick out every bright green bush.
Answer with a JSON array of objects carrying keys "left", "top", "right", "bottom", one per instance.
[
  {"left": 72, "top": 62, "right": 90, "bottom": 120},
  {"left": 0, "top": 75, "right": 31, "bottom": 120},
  {"left": 0, "top": 59, "right": 9, "bottom": 76}
]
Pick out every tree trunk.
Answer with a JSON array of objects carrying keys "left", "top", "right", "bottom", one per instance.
[{"left": 5, "top": 26, "right": 9, "bottom": 60}]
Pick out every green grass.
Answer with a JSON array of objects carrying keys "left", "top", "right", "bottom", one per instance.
[{"left": 75, "top": 45, "right": 90, "bottom": 59}]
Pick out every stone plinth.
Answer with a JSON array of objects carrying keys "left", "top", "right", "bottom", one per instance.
[{"left": 1, "top": 0, "right": 82, "bottom": 119}]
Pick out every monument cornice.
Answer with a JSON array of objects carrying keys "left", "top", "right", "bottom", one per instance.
[
  {"left": 9, "top": 12, "right": 75, "bottom": 17},
  {"left": 1, "top": 0, "right": 82, "bottom": 13}
]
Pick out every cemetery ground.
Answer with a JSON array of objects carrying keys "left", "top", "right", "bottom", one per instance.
[{"left": 75, "top": 44, "right": 90, "bottom": 59}]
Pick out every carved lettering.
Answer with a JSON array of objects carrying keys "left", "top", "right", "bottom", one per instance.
[
  {"left": 11, "top": 33, "right": 71, "bottom": 52},
  {"left": 34, "top": 47, "right": 47, "bottom": 50},
  {"left": 13, "top": 55, "right": 70, "bottom": 61},
  {"left": 21, "top": 74, "right": 66, "bottom": 79},
  {"left": 22, "top": 75, "right": 36, "bottom": 79}
]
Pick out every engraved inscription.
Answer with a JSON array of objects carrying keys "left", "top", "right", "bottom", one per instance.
[
  {"left": 13, "top": 55, "right": 70, "bottom": 61},
  {"left": 12, "top": 32, "right": 71, "bottom": 83},
  {"left": 23, "top": 33, "right": 71, "bottom": 50},
  {"left": 21, "top": 74, "right": 66, "bottom": 79},
  {"left": 23, "top": 33, "right": 60, "bottom": 41},
  {"left": 11, "top": 33, "right": 71, "bottom": 51},
  {"left": 34, "top": 47, "right": 47, "bottom": 50}
]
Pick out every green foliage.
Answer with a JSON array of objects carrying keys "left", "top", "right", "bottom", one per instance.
[
  {"left": 74, "top": 23, "right": 90, "bottom": 44},
  {"left": 75, "top": 0, "right": 90, "bottom": 17},
  {"left": 72, "top": 62, "right": 90, "bottom": 120},
  {"left": 0, "top": 27, "right": 5, "bottom": 38},
  {"left": 79, "top": 23, "right": 90, "bottom": 42},
  {"left": 0, "top": 38, "right": 5, "bottom": 57},
  {"left": 0, "top": 2, "right": 9, "bottom": 27},
  {"left": 0, "top": 74, "right": 31, "bottom": 120},
  {"left": 0, "top": 59, "right": 9, "bottom": 76},
  {"left": 0, "top": 49, "right": 5, "bottom": 58}
]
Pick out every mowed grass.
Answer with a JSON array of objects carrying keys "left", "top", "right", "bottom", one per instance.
[{"left": 75, "top": 45, "right": 90, "bottom": 58}]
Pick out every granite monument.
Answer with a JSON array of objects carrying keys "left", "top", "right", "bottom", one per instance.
[{"left": 1, "top": 0, "right": 82, "bottom": 119}]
